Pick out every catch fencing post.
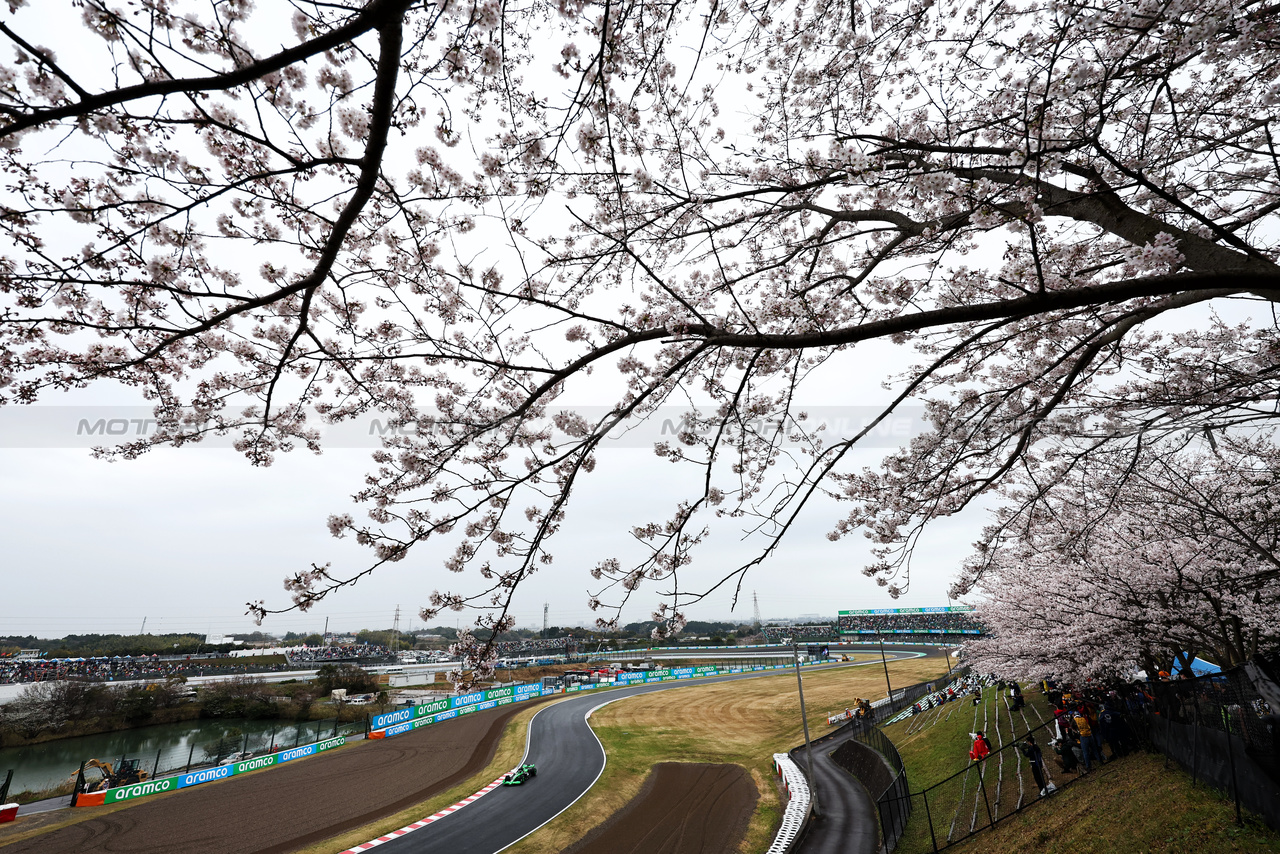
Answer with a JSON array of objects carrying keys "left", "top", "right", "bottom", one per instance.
[
  {"left": 186, "top": 743, "right": 195, "bottom": 773},
  {"left": 242, "top": 732, "right": 250, "bottom": 756},
  {"left": 71, "top": 762, "right": 85, "bottom": 808},
  {"left": 0, "top": 769, "right": 11, "bottom": 805},
  {"left": 923, "top": 789, "right": 939, "bottom": 853},
  {"left": 332, "top": 718, "right": 338, "bottom": 738},
  {"left": 977, "top": 762, "right": 995, "bottom": 833},
  {"left": 1224, "top": 711, "right": 1242, "bottom": 825},
  {"left": 294, "top": 727, "right": 301, "bottom": 748},
  {"left": 1190, "top": 719, "right": 1198, "bottom": 785},
  {"left": 153, "top": 749, "right": 161, "bottom": 779}
]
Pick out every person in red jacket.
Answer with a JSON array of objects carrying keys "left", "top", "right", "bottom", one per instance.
[{"left": 969, "top": 731, "right": 991, "bottom": 761}]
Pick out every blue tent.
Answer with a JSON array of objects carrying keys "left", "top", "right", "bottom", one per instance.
[{"left": 1171, "top": 656, "right": 1221, "bottom": 676}]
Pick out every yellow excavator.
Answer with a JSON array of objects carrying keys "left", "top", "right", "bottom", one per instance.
[{"left": 72, "top": 758, "right": 149, "bottom": 792}]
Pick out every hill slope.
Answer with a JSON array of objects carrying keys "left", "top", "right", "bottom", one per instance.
[{"left": 879, "top": 682, "right": 1280, "bottom": 854}]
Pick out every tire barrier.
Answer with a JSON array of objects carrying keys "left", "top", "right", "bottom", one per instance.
[
  {"left": 73, "top": 736, "right": 346, "bottom": 807},
  {"left": 768, "top": 753, "right": 811, "bottom": 854}
]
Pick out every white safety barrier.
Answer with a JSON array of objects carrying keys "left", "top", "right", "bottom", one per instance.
[{"left": 767, "top": 753, "right": 810, "bottom": 854}]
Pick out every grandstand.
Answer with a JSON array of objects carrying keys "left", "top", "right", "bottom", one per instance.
[
  {"left": 838, "top": 606, "right": 980, "bottom": 640},
  {"left": 283, "top": 643, "right": 393, "bottom": 665}
]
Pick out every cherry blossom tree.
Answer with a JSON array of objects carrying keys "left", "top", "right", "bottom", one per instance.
[
  {"left": 961, "top": 438, "right": 1280, "bottom": 680},
  {"left": 3, "top": 0, "right": 1280, "bottom": 680}
]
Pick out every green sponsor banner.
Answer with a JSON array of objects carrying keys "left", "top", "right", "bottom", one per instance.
[
  {"left": 105, "top": 776, "right": 178, "bottom": 803},
  {"left": 415, "top": 697, "right": 451, "bottom": 718},
  {"left": 484, "top": 686, "right": 515, "bottom": 702},
  {"left": 234, "top": 754, "right": 277, "bottom": 775}
]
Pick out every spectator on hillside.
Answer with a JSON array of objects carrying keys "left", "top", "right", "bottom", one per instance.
[
  {"left": 969, "top": 731, "right": 991, "bottom": 762},
  {"left": 1072, "top": 706, "right": 1105, "bottom": 772},
  {"left": 1018, "top": 735, "right": 1052, "bottom": 796},
  {"left": 1050, "top": 735, "right": 1078, "bottom": 774},
  {"left": 1097, "top": 699, "right": 1127, "bottom": 758}
]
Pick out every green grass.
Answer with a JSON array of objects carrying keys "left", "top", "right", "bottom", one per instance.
[
  {"left": 878, "top": 682, "right": 1280, "bottom": 854},
  {"left": 949, "top": 750, "right": 1280, "bottom": 854}
]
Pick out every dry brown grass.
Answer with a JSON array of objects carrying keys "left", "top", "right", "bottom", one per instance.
[{"left": 505, "top": 654, "right": 949, "bottom": 854}]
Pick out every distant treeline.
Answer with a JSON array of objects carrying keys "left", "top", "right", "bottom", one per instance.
[{"left": 2, "top": 619, "right": 769, "bottom": 660}]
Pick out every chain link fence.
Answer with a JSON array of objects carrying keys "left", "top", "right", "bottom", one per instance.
[
  {"left": 1145, "top": 663, "right": 1280, "bottom": 830},
  {"left": 76, "top": 716, "right": 367, "bottom": 792}
]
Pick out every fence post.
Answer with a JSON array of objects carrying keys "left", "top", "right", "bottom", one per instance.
[
  {"left": 1190, "top": 718, "right": 1198, "bottom": 785},
  {"left": 186, "top": 742, "right": 195, "bottom": 773},
  {"left": 0, "top": 769, "right": 11, "bottom": 805},
  {"left": 294, "top": 727, "right": 301, "bottom": 747},
  {"left": 923, "top": 788, "right": 939, "bottom": 853},
  {"left": 71, "top": 761, "right": 85, "bottom": 808},
  {"left": 1223, "top": 712, "right": 1242, "bottom": 825},
  {"left": 976, "top": 763, "right": 995, "bottom": 832},
  {"left": 332, "top": 718, "right": 338, "bottom": 738},
  {"left": 269, "top": 725, "right": 276, "bottom": 752},
  {"left": 316, "top": 720, "right": 322, "bottom": 743},
  {"left": 242, "top": 732, "right": 250, "bottom": 756},
  {"left": 152, "top": 748, "right": 161, "bottom": 779}
]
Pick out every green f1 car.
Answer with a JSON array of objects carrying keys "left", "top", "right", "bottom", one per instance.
[{"left": 503, "top": 763, "right": 537, "bottom": 785}]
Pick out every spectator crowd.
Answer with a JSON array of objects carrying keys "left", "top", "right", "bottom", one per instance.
[
  {"left": 761, "top": 625, "right": 840, "bottom": 641},
  {"left": 837, "top": 611, "right": 981, "bottom": 635},
  {"left": 283, "top": 643, "right": 392, "bottom": 663},
  {"left": 489, "top": 636, "right": 579, "bottom": 655},
  {"left": 0, "top": 655, "right": 295, "bottom": 684}
]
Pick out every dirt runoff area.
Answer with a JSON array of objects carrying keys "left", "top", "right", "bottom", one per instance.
[
  {"left": 560, "top": 763, "right": 757, "bottom": 854},
  {"left": 1, "top": 701, "right": 541, "bottom": 854}
]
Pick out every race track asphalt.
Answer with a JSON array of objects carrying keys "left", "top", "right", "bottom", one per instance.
[
  {"left": 792, "top": 724, "right": 880, "bottom": 854},
  {"left": 3, "top": 646, "right": 934, "bottom": 854},
  {"left": 367, "top": 649, "right": 929, "bottom": 854}
]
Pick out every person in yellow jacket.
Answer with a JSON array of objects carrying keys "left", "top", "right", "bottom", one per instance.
[{"left": 1072, "top": 706, "right": 1105, "bottom": 772}]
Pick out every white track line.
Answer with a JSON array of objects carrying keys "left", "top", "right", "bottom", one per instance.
[{"left": 339, "top": 775, "right": 510, "bottom": 853}]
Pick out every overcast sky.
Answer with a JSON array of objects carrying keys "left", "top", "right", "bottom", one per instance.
[
  {"left": 0, "top": 4, "right": 990, "bottom": 642},
  {"left": 0, "top": 337, "right": 983, "bottom": 640}
]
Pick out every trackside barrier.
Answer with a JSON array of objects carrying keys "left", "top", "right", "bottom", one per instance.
[
  {"left": 368, "top": 661, "right": 837, "bottom": 739},
  {"left": 73, "top": 736, "right": 346, "bottom": 807},
  {"left": 768, "top": 753, "right": 811, "bottom": 854},
  {"left": 629, "top": 641, "right": 956, "bottom": 652}
]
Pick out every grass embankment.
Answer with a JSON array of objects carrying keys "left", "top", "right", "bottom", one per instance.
[
  {"left": 504, "top": 653, "right": 947, "bottom": 854},
  {"left": 883, "top": 682, "right": 1280, "bottom": 854}
]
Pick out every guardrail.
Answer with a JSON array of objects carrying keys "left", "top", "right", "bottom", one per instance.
[{"left": 768, "top": 753, "right": 811, "bottom": 854}]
